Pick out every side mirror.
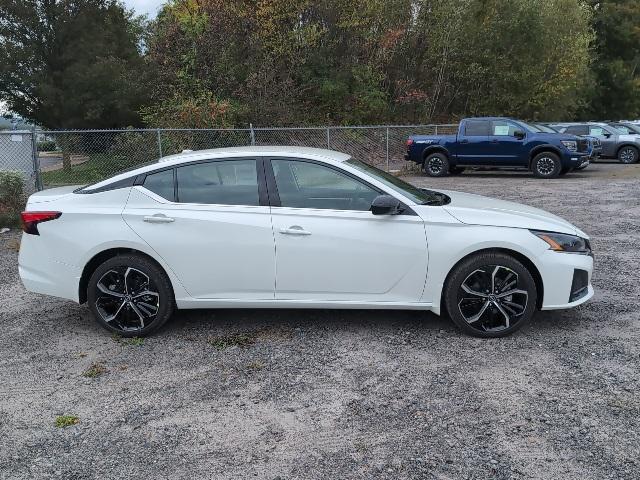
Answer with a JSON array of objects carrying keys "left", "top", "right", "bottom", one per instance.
[
  {"left": 370, "top": 195, "right": 402, "bottom": 215},
  {"left": 603, "top": 133, "right": 611, "bottom": 138},
  {"left": 513, "top": 129, "right": 525, "bottom": 140}
]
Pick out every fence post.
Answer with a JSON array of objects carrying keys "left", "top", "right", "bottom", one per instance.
[
  {"left": 30, "top": 128, "right": 43, "bottom": 191},
  {"left": 385, "top": 127, "right": 390, "bottom": 172},
  {"left": 250, "top": 123, "right": 256, "bottom": 146},
  {"left": 326, "top": 127, "right": 330, "bottom": 148},
  {"left": 156, "top": 129, "right": 163, "bottom": 158},
  {"left": 434, "top": 125, "right": 438, "bottom": 135}
]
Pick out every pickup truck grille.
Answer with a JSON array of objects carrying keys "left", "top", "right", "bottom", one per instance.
[{"left": 577, "top": 139, "right": 589, "bottom": 153}]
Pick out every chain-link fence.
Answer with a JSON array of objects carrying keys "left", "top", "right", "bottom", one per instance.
[
  {"left": 1, "top": 125, "right": 458, "bottom": 190},
  {"left": 0, "top": 130, "right": 39, "bottom": 194}
]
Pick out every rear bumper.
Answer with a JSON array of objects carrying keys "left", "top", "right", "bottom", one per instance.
[{"left": 18, "top": 234, "right": 81, "bottom": 302}]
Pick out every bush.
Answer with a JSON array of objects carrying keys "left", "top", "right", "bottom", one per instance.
[
  {"left": 37, "top": 140, "right": 57, "bottom": 152},
  {"left": 0, "top": 170, "right": 25, "bottom": 227}
]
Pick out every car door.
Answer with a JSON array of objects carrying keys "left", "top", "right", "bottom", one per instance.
[
  {"left": 456, "top": 120, "right": 492, "bottom": 165},
  {"left": 266, "top": 158, "right": 429, "bottom": 303},
  {"left": 122, "top": 158, "right": 275, "bottom": 299},
  {"left": 487, "top": 120, "right": 528, "bottom": 167},
  {"left": 588, "top": 125, "right": 618, "bottom": 157}
]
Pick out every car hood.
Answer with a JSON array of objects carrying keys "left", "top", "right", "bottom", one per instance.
[{"left": 435, "top": 190, "right": 588, "bottom": 238}]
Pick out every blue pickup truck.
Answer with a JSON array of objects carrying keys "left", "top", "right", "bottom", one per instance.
[{"left": 405, "top": 117, "right": 591, "bottom": 178}]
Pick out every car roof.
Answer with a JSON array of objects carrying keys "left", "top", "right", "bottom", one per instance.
[
  {"left": 157, "top": 146, "right": 350, "bottom": 164},
  {"left": 82, "top": 146, "right": 351, "bottom": 192}
]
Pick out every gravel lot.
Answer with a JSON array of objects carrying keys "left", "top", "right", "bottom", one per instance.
[{"left": 1, "top": 161, "right": 639, "bottom": 480}]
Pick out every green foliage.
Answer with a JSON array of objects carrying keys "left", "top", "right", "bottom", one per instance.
[
  {"left": 580, "top": 0, "right": 640, "bottom": 119},
  {"left": 55, "top": 415, "right": 79, "bottom": 428},
  {"left": 0, "top": 171, "right": 24, "bottom": 226},
  {"left": 37, "top": 140, "right": 57, "bottom": 152},
  {"left": 0, "top": 0, "right": 151, "bottom": 129},
  {"left": 144, "top": 0, "right": 595, "bottom": 125}
]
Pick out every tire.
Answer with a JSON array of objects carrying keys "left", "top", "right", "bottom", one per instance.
[
  {"left": 443, "top": 252, "right": 538, "bottom": 338},
  {"left": 617, "top": 145, "right": 639, "bottom": 164},
  {"left": 531, "top": 152, "right": 561, "bottom": 178},
  {"left": 423, "top": 152, "right": 450, "bottom": 177},
  {"left": 87, "top": 254, "right": 175, "bottom": 337},
  {"left": 449, "top": 166, "right": 465, "bottom": 175}
]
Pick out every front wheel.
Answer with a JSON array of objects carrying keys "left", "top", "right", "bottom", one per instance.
[
  {"left": 87, "top": 254, "right": 175, "bottom": 337},
  {"left": 618, "top": 146, "right": 639, "bottom": 164},
  {"left": 443, "top": 252, "right": 538, "bottom": 338},
  {"left": 532, "top": 152, "right": 561, "bottom": 178},
  {"left": 423, "top": 153, "right": 450, "bottom": 177}
]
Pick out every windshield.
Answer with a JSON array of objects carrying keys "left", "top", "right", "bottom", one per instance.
[
  {"left": 345, "top": 159, "right": 450, "bottom": 205},
  {"left": 520, "top": 122, "right": 542, "bottom": 132},
  {"left": 617, "top": 123, "right": 640, "bottom": 134},
  {"left": 534, "top": 124, "right": 558, "bottom": 133}
]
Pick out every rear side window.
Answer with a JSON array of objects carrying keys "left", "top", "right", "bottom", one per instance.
[
  {"left": 565, "top": 125, "right": 588, "bottom": 135},
  {"left": 143, "top": 169, "right": 174, "bottom": 201},
  {"left": 176, "top": 159, "right": 259, "bottom": 206},
  {"left": 615, "top": 125, "right": 631, "bottom": 134},
  {"left": 464, "top": 121, "right": 490, "bottom": 136}
]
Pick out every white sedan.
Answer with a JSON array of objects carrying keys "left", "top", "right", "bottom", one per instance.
[{"left": 18, "top": 147, "right": 594, "bottom": 337}]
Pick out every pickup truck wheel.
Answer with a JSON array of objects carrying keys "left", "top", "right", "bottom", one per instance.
[
  {"left": 618, "top": 146, "right": 639, "bottom": 164},
  {"left": 424, "top": 153, "right": 449, "bottom": 177},
  {"left": 532, "top": 152, "right": 561, "bottom": 178}
]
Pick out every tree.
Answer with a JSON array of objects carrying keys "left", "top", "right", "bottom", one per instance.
[
  {"left": 0, "top": 0, "right": 150, "bottom": 129},
  {"left": 581, "top": 0, "right": 640, "bottom": 119}
]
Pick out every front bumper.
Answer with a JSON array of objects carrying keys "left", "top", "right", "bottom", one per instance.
[{"left": 538, "top": 250, "right": 594, "bottom": 310}]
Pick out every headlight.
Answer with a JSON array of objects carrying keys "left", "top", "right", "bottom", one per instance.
[
  {"left": 561, "top": 140, "right": 577, "bottom": 152},
  {"left": 530, "top": 230, "right": 591, "bottom": 254}
]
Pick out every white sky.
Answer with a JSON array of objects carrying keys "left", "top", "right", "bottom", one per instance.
[{"left": 124, "top": 0, "right": 165, "bottom": 18}]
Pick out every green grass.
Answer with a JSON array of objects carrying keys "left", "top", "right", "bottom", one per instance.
[
  {"left": 82, "top": 362, "right": 108, "bottom": 378},
  {"left": 41, "top": 153, "right": 150, "bottom": 187},
  {"left": 111, "top": 334, "right": 144, "bottom": 346},
  {"left": 208, "top": 333, "right": 256, "bottom": 351},
  {"left": 55, "top": 415, "right": 79, "bottom": 428}
]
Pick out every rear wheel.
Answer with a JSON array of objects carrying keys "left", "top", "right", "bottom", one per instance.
[
  {"left": 87, "top": 254, "right": 175, "bottom": 337},
  {"left": 532, "top": 152, "right": 561, "bottom": 178},
  {"left": 423, "top": 153, "right": 450, "bottom": 177},
  {"left": 444, "top": 252, "right": 537, "bottom": 338},
  {"left": 618, "top": 146, "right": 639, "bottom": 164}
]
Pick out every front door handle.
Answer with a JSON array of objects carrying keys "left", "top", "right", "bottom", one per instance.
[
  {"left": 143, "top": 214, "right": 175, "bottom": 224},
  {"left": 279, "top": 226, "right": 311, "bottom": 236}
]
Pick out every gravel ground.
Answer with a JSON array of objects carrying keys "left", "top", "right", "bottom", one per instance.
[{"left": 1, "top": 161, "right": 639, "bottom": 480}]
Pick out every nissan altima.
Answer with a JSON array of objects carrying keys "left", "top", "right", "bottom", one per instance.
[{"left": 18, "top": 147, "right": 594, "bottom": 337}]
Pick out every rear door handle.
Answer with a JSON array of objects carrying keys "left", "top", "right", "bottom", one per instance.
[
  {"left": 143, "top": 214, "right": 175, "bottom": 224},
  {"left": 279, "top": 226, "right": 311, "bottom": 236}
]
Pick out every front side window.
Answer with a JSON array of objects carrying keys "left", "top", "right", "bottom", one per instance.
[
  {"left": 143, "top": 169, "right": 174, "bottom": 201},
  {"left": 465, "top": 120, "right": 490, "bottom": 136},
  {"left": 491, "top": 121, "right": 519, "bottom": 136},
  {"left": 272, "top": 159, "right": 379, "bottom": 211},
  {"left": 176, "top": 159, "right": 260, "bottom": 205},
  {"left": 589, "top": 126, "right": 605, "bottom": 136}
]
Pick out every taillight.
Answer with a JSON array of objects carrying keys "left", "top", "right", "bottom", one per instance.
[
  {"left": 406, "top": 139, "right": 414, "bottom": 147},
  {"left": 21, "top": 211, "right": 62, "bottom": 235}
]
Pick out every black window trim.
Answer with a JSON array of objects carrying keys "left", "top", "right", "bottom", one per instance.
[
  {"left": 137, "top": 157, "right": 269, "bottom": 207},
  {"left": 264, "top": 157, "right": 415, "bottom": 215}
]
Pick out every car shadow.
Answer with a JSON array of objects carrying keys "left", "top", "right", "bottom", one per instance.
[{"left": 163, "top": 308, "right": 452, "bottom": 336}]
